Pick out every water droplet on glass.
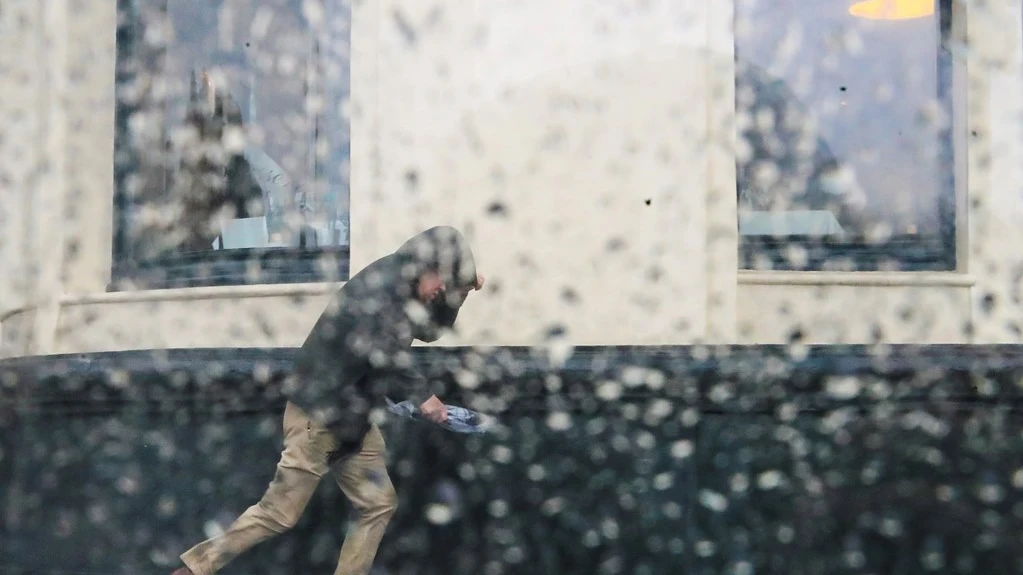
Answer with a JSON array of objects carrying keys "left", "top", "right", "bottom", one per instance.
[
  {"left": 733, "top": 560, "right": 754, "bottom": 575},
  {"left": 695, "top": 540, "right": 717, "bottom": 557},
  {"left": 757, "top": 469, "right": 784, "bottom": 490},
  {"left": 653, "top": 472, "right": 673, "bottom": 490},
  {"left": 671, "top": 440, "right": 694, "bottom": 459},
  {"left": 542, "top": 497, "right": 565, "bottom": 516},
  {"left": 490, "top": 445, "right": 513, "bottom": 464},
  {"left": 825, "top": 376, "right": 861, "bottom": 399},
  {"left": 730, "top": 473, "right": 749, "bottom": 493},
  {"left": 425, "top": 503, "right": 454, "bottom": 525},
  {"left": 699, "top": 489, "right": 729, "bottom": 512},
  {"left": 488, "top": 499, "right": 509, "bottom": 518},
  {"left": 1012, "top": 468, "right": 1023, "bottom": 488},
  {"left": 527, "top": 464, "right": 546, "bottom": 482},
  {"left": 546, "top": 411, "right": 572, "bottom": 431},
  {"left": 597, "top": 380, "right": 623, "bottom": 401}
]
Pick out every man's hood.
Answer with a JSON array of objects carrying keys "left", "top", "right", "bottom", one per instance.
[
  {"left": 394, "top": 226, "right": 478, "bottom": 341},
  {"left": 394, "top": 226, "right": 478, "bottom": 292}
]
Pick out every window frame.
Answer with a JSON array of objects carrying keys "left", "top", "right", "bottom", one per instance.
[
  {"left": 110, "top": 0, "right": 351, "bottom": 291},
  {"left": 734, "top": 0, "right": 963, "bottom": 273}
]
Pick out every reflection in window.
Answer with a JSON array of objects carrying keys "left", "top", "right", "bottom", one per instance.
[
  {"left": 113, "top": 0, "right": 351, "bottom": 288},
  {"left": 735, "top": 0, "right": 958, "bottom": 271}
]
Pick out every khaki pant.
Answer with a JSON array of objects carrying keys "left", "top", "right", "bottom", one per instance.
[{"left": 180, "top": 402, "right": 398, "bottom": 575}]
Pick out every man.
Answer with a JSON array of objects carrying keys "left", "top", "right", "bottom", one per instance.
[{"left": 172, "top": 226, "right": 484, "bottom": 575}]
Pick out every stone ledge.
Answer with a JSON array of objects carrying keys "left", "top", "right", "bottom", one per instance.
[{"left": 3, "top": 344, "right": 1023, "bottom": 415}]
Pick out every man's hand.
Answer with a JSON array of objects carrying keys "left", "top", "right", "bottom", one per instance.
[{"left": 420, "top": 395, "right": 448, "bottom": 424}]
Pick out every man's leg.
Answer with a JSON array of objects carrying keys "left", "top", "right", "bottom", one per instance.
[
  {"left": 330, "top": 424, "right": 398, "bottom": 575},
  {"left": 177, "top": 403, "right": 332, "bottom": 575}
]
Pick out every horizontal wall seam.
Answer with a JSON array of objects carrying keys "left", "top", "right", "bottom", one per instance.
[
  {"left": 738, "top": 272, "right": 977, "bottom": 288},
  {"left": 0, "top": 282, "right": 346, "bottom": 320}
]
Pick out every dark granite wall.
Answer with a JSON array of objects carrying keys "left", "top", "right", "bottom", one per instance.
[{"left": 3, "top": 346, "right": 1023, "bottom": 574}]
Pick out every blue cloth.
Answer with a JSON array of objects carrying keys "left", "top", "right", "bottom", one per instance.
[{"left": 385, "top": 397, "right": 492, "bottom": 434}]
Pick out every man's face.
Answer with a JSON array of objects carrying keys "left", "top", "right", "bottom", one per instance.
[
  {"left": 416, "top": 272, "right": 485, "bottom": 304},
  {"left": 416, "top": 272, "right": 446, "bottom": 304}
]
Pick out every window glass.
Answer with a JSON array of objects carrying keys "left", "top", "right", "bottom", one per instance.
[
  {"left": 735, "top": 0, "right": 957, "bottom": 271},
  {"left": 113, "top": 0, "right": 351, "bottom": 287}
]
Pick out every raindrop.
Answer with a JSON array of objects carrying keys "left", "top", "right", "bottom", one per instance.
[
  {"left": 977, "top": 475, "right": 1005, "bottom": 504},
  {"left": 644, "top": 399, "right": 673, "bottom": 424},
  {"left": 116, "top": 475, "right": 139, "bottom": 495},
  {"left": 733, "top": 561, "right": 754, "bottom": 575},
  {"left": 936, "top": 485, "right": 954, "bottom": 502},
  {"left": 543, "top": 326, "right": 574, "bottom": 367},
  {"left": 425, "top": 504, "right": 454, "bottom": 525},
  {"left": 541, "top": 497, "right": 565, "bottom": 516},
  {"left": 605, "top": 237, "right": 626, "bottom": 252},
  {"left": 670, "top": 440, "right": 694, "bottom": 459},
  {"left": 486, "top": 201, "right": 508, "bottom": 217},
  {"left": 698, "top": 489, "right": 729, "bottom": 512},
  {"left": 879, "top": 516, "right": 904, "bottom": 538},
  {"left": 455, "top": 369, "right": 480, "bottom": 390},
  {"left": 203, "top": 520, "right": 226, "bottom": 540},
  {"left": 635, "top": 430, "right": 656, "bottom": 450},
  {"left": 600, "top": 519, "right": 620, "bottom": 539},
  {"left": 546, "top": 411, "right": 572, "bottom": 431},
  {"left": 504, "top": 546, "right": 526, "bottom": 564},
  {"left": 681, "top": 408, "right": 700, "bottom": 427},
  {"left": 488, "top": 499, "right": 509, "bottom": 518},
  {"left": 825, "top": 376, "right": 861, "bottom": 399},
  {"left": 527, "top": 464, "right": 546, "bottom": 482},
  {"left": 708, "top": 382, "right": 735, "bottom": 403},
  {"left": 653, "top": 473, "right": 673, "bottom": 491},
  {"left": 1012, "top": 468, "right": 1023, "bottom": 488},
  {"left": 921, "top": 547, "right": 946, "bottom": 571},
  {"left": 490, "top": 445, "right": 513, "bottom": 464},
  {"left": 695, "top": 540, "right": 717, "bottom": 557},
  {"left": 844, "top": 550, "right": 866, "bottom": 569},
  {"left": 757, "top": 469, "right": 784, "bottom": 490},
  {"left": 560, "top": 287, "right": 579, "bottom": 303},
  {"left": 425, "top": 480, "right": 463, "bottom": 525},
  {"left": 597, "top": 380, "right": 623, "bottom": 401},
  {"left": 662, "top": 502, "right": 683, "bottom": 519},
  {"left": 458, "top": 462, "right": 476, "bottom": 481},
  {"left": 730, "top": 473, "right": 749, "bottom": 493},
  {"left": 777, "top": 402, "right": 798, "bottom": 422}
]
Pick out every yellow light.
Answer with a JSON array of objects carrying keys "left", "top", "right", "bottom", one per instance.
[{"left": 849, "top": 0, "right": 934, "bottom": 20}]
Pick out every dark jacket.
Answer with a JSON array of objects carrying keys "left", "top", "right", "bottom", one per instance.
[{"left": 285, "top": 226, "right": 478, "bottom": 452}]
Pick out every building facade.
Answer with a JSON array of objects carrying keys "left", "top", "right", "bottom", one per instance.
[
  {"left": 2, "top": 0, "right": 1022, "bottom": 356},
  {"left": 4, "top": 1, "right": 1023, "bottom": 573}
]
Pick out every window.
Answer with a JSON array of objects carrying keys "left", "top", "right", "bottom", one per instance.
[
  {"left": 112, "top": 0, "right": 351, "bottom": 289},
  {"left": 734, "top": 0, "right": 960, "bottom": 271}
]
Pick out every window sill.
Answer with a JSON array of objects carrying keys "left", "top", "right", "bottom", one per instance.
[
  {"left": 64, "top": 281, "right": 343, "bottom": 307},
  {"left": 739, "top": 234, "right": 957, "bottom": 273},
  {"left": 738, "top": 271, "right": 976, "bottom": 288},
  {"left": 109, "top": 247, "right": 350, "bottom": 291}
]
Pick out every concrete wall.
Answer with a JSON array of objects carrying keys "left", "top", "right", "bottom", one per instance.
[{"left": 1, "top": 0, "right": 1022, "bottom": 356}]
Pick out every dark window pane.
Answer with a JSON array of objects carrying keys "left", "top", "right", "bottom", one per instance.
[
  {"left": 112, "top": 0, "right": 351, "bottom": 289},
  {"left": 734, "top": 0, "right": 957, "bottom": 271}
]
